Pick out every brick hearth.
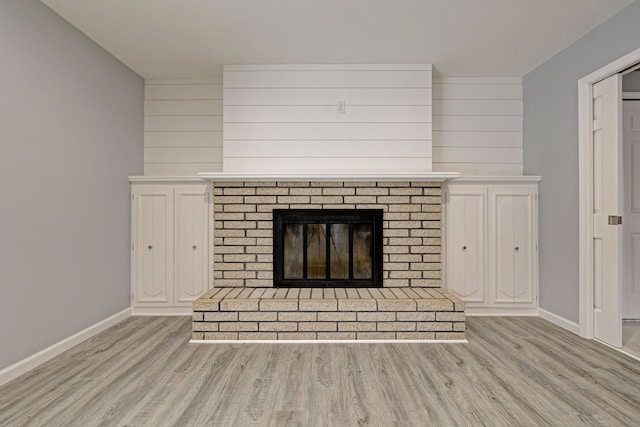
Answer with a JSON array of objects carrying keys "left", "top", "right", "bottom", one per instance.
[{"left": 193, "top": 287, "right": 465, "bottom": 341}]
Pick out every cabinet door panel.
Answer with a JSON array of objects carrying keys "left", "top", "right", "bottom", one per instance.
[
  {"left": 136, "top": 189, "right": 172, "bottom": 304},
  {"left": 493, "top": 190, "right": 533, "bottom": 304},
  {"left": 446, "top": 187, "right": 485, "bottom": 302},
  {"left": 175, "top": 186, "right": 210, "bottom": 303}
]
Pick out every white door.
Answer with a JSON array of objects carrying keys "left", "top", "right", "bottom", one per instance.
[
  {"left": 593, "top": 74, "right": 623, "bottom": 347},
  {"left": 446, "top": 186, "right": 485, "bottom": 303},
  {"left": 623, "top": 100, "right": 640, "bottom": 319},
  {"left": 174, "top": 185, "right": 210, "bottom": 304}
]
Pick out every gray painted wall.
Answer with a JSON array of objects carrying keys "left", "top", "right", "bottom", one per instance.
[
  {"left": 0, "top": 0, "right": 143, "bottom": 369},
  {"left": 523, "top": 0, "right": 640, "bottom": 322}
]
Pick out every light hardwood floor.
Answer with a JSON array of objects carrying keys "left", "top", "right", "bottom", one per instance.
[{"left": 1, "top": 316, "right": 640, "bottom": 426}]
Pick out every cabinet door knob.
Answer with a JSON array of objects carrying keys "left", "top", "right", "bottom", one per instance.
[
  {"left": 462, "top": 246, "right": 467, "bottom": 250},
  {"left": 193, "top": 245, "right": 197, "bottom": 250},
  {"left": 148, "top": 245, "right": 152, "bottom": 250},
  {"left": 514, "top": 246, "right": 519, "bottom": 251}
]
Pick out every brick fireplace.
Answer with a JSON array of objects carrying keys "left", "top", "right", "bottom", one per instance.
[{"left": 191, "top": 174, "right": 465, "bottom": 342}]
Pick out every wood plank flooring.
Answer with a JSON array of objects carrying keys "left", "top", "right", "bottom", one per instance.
[{"left": 1, "top": 316, "right": 640, "bottom": 426}]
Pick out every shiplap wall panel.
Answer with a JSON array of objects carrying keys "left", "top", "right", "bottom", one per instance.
[
  {"left": 433, "top": 116, "right": 522, "bottom": 132},
  {"left": 223, "top": 157, "right": 432, "bottom": 174},
  {"left": 432, "top": 77, "right": 523, "bottom": 175},
  {"left": 144, "top": 116, "right": 223, "bottom": 132},
  {"left": 144, "top": 147, "right": 223, "bottom": 163},
  {"left": 145, "top": 84, "right": 222, "bottom": 100},
  {"left": 224, "top": 123, "right": 432, "bottom": 141},
  {"left": 432, "top": 131, "right": 521, "bottom": 148},
  {"left": 144, "top": 100, "right": 223, "bottom": 116},
  {"left": 223, "top": 64, "right": 432, "bottom": 173},
  {"left": 433, "top": 99, "right": 522, "bottom": 116},
  {"left": 224, "top": 106, "right": 432, "bottom": 123},
  {"left": 224, "top": 88, "right": 432, "bottom": 106},
  {"left": 433, "top": 81, "right": 522, "bottom": 100},
  {"left": 432, "top": 147, "right": 522, "bottom": 163},
  {"left": 144, "top": 79, "right": 223, "bottom": 176},
  {"left": 224, "top": 140, "right": 430, "bottom": 158},
  {"left": 432, "top": 163, "right": 522, "bottom": 175},
  {"left": 144, "top": 132, "right": 223, "bottom": 148}
]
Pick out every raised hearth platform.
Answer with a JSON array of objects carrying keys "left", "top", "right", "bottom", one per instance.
[{"left": 192, "top": 287, "right": 465, "bottom": 341}]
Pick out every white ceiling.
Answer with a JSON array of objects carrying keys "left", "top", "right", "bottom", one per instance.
[{"left": 41, "top": 0, "right": 634, "bottom": 79}]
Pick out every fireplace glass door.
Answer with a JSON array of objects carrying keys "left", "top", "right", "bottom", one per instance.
[{"left": 273, "top": 209, "right": 383, "bottom": 287}]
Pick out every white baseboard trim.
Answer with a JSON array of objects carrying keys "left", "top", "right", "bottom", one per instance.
[
  {"left": 0, "top": 308, "right": 132, "bottom": 387},
  {"left": 538, "top": 308, "right": 580, "bottom": 335},
  {"left": 132, "top": 307, "right": 192, "bottom": 316},
  {"left": 465, "top": 307, "right": 539, "bottom": 316}
]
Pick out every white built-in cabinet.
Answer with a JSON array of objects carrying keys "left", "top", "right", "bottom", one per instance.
[
  {"left": 130, "top": 178, "right": 212, "bottom": 314},
  {"left": 445, "top": 177, "right": 540, "bottom": 314}
]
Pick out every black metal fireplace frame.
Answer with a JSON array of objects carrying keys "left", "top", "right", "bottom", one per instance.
[{"left": 273, "top": 209, "right": 383, "bottom": 288}]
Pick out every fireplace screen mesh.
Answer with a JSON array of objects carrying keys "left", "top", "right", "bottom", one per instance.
[{"left": 274, "top": 209, "right": 382, "bottom": 287}]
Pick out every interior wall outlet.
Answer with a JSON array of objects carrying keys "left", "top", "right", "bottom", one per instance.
[{"left": 337, "top": 101, "right": 346, "bottom": 114}]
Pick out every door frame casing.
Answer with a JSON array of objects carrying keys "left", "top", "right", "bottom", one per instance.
[{"left": 578, "top": 47, "right": 640, "bottom": 339}]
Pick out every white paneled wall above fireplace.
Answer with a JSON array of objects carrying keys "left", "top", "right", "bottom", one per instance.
[
  {"left": 142, "top": 73, "right": 524, "bottom": 177},
  {"left": 432, "top": 77, "right": 523, "bottom": 175},
  {"left": 144, "top": 79, "right": 223, "bottom": 176},
  {"left": 222, "top": 64, "right": 433, "bottom": 174}
]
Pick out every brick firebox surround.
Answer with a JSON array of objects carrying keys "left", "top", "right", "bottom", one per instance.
[
  {"left": 211, "top": 181, "right": 443, "bottom": 287},
  {"left": 192, "top": 179, "right": 465, "bottom": 341}
]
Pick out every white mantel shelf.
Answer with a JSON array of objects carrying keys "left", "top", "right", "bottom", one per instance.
[
  {"left": 448, "top": 175, "right": 542, "bottom": 184},
  {"left": 196, "top": 172, "right": 460, "bottom": 182}
]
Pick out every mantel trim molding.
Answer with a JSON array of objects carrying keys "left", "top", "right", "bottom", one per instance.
[{"left": 197, "top": 172, "right": 460, "bottom": 182}]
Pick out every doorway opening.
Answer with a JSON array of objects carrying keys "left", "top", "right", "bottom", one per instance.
[{"left": 578, "top": 47, "right": 640, "bottom": 358}]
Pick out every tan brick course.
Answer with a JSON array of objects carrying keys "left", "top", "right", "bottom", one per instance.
[
  {"left": 314, "top": 332, "right": 354, "bottom": 340},
  {"left": 338, "top": 299, "right": 377, "bottom": 311},
  {"left": 298, "top": 322, "right": 338, "bottom": 332},
  {"left": 299, "top": 299, "right": 337, "bottom": 311},
  {"left": 357, "top": 332, "right": 396, "bottom": 340},
  {"left": 192, "top": 322, "right": 219, "bottom": 332},
  {"left": 219, "top": 322, "right": 258, "bottom": 332},
  {"left": 357, "top": 312, "right": 396, "bottom": 322},
  {"left": 317, "top": 312, "right": 357, "bottom": 322},
  {"left": 279, "top": 332, "right": 317, "bottom": 340},
  {"left": 204, "top": 312, "right": 238, "bottom": 322},
  {"left": 396, "top": 332, "right": 435, "bottom": 340},
  {"left": 338, "top": 322, "right": 376, "bottom": 331},
  {"left": 259, "top": 322, "right": 298, "bottom": 332},
  {"left": 204, "top": 332, "right": 238, "bottom": 340},
  {"left": 239, "top": 332, "right": 278, "bottom": 340},
  {"left": 377, "top": 322, "right": 416, "bottom": 331}
]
